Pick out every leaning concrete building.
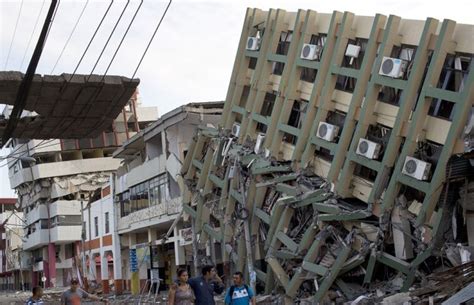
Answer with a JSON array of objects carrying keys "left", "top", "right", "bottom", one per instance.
[
  {"left": 6, "top": 88, "right": 157, "bottom": 288},
  {"left": 180, "top": 8, "right": 474, "bottom": 303}
]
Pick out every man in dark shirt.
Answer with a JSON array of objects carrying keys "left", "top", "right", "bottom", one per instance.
[
  {"left": 60, "top": 279, "right": 108, "bottom": 305},
  {"left": 25, "top": 286, "right": 44, "bottom": 305},
  {"left": 188, "top": 265, "right": 225, "bottom": 305}
]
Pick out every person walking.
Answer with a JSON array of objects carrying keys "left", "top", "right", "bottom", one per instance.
[
  {"left": 25, "top": 286, "right": 44, "bottom": 305},
  {"left": 224, "top": 272, "right": 256, "bottom": 305},
  {"left": 168, "top": 268, "right": 195, "bottom": 305},
  {"left": 60, "top": 278, "right": 108, "bottom": 305},
  {"left": 188, "top": 265, "right": 225, "bottom": 305}
]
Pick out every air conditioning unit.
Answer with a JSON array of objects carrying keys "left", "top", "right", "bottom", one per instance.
[
  {"left": 402, "top": 156, "right": 432, "bottom": 181},
  {"left": 345, "top": 44, "right": 361, "bottom": 58},
  {"left": 231, "top": 123, "right": 241, "bottom": 137},
  {"left": 246, "top": 37, "right": 260, "bottom": 51},
  {"left": 301, "top": 43, "right": 321, "bottom": 60},
  {"left": 379, "top": 57, "right": 407, "bottom": 78},
  {"left": 345, "top": 44, "right": 361, "bottom": 65},
  {"left": 254, "top": 133, "right": 265, "bottom": 154},
  {"left": 356, "top": 138, "right": 381, "bottom": 159},
  {"left": 316, "top": 122, "right": 339, "bottom": 142}
]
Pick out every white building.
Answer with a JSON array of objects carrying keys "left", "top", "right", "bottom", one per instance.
[
  {"left": 0, "top": 198, "right": 30, "bottom": 291},
  {"left": 112, "top": 102, "right": 223, "bottom": 294},
  {"left": 82, "top": 184, "right": 120, "bottom": 294}
]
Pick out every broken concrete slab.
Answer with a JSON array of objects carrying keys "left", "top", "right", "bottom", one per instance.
[{"left": 0, "top": 72, "right": 139, "bottom": 140}]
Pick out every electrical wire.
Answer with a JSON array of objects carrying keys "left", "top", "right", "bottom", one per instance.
[
  {"left": 19, "top": 0, "right": 47, "bottom": 71},
  {"left": 43, "top": 0, "right": 61, "bottom": 46},
  {"left": 87, "top": 0, "right": 131, "bottom": 81},
  {"left": 0, "top": 139, "right": 56, "bottom": 168},
  {"left": 50, "top": 0, "right": 128, "bottom": 138},
  {"left": 3, "top": 0, "right": 24, "bottom": 70},
  {"left": 57, "top": 0, "right": 172, "bottom": 140},
  {"left": 6, "top": 139, "right": 58, "bottom": 158},
  {"left": 102, "top": 0, "right": 144, "bottom": 78},
  {"left": 130, "top": 0, "right": 172, "bottom": 80},
  {"left": 65, "top": 0, "right": 115, "bottom": 83},
  {"left": 50, "top": 0, "right": 90, "bottom": 74},
  {"left": 1, "top": 0, "right": 60, "bottom": 148}
]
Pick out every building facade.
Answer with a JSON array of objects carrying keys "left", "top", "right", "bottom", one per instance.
[
  {"left": 112, "top": 102, "right": 223, "bottom": 294},
  {"left": 180, "top": 9, "right": 474, "bottom": 303},
  {"left": 6, "top": 92, "right": 158, "bottom": 288},
  {"left": 0, "top": 198, "right": 29, "bottom": 291},
  {"left": 82, "top": 184, "right": 120, "bottom": 294}
]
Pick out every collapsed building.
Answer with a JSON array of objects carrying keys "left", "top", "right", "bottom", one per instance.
[
  {"left": 180, "top": 8, "right": 474, "bottom": 303},
  {"left": 5, "top": 85, "right": 157, "bottom": 289},
  {"left": 94, "top": 101, "right": 223, "bottom": 294}
]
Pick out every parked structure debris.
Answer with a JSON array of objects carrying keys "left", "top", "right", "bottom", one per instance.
[{"left": 180, "top": 8, "right": 474, "bottom": 303}]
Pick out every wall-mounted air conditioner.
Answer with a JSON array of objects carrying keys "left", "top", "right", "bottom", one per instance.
[
  {"left": 246, "top": 37, "right": 261, "bottom": 51},
  {"left": 379, "top": 57, "right": 407, "bottom": 78},
  {"left": 254, "top": 133, "right": 265, "bottom": 154},
  {"left": 300, "top": 43, "right": 321, "bottom": 60},
  {"left": 316, "top": 122, "right": 339, "bottom": 142},
  {"left": 356, "top": 138, "right": 381, "bottom": 159},
  {"left": 231, "top": 123, "right": 241, "bottom": 137},
  {"left": 402, "top": 156, "right": 431, "bottom": 181}
]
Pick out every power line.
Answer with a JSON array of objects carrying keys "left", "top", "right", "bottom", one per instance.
[
  {"left": 54, "top": 0, "right": 131, "bottom": 138},
  {"left": 102, "top": 0, "right": 144, "bottom": 78},
  {"left": 4, "top": 0, "right": 25, "bottom": 70},
  {"left": 6, "top": 139, "right": 56, "bottom": 158},
  {"left": 59, "top": 0, "right": 172, "bottom": 139},
  {"left": 81, "top": 0, "right": 173, "bottom": 139},
  {"left": 66, "top": 0, "right": 115, "bottom": 83},
  {"left": 50, "top": 0, "right": 90, "bottom": 74},
  {"left": 19, "top": 0, "right": 47, "bottom": 71},
  {"left": 0, "top": 139, "right": 55, "bottom": 168},
  {"left": 1, "top": 0, "right": 60, "bottom": 147},
  {"left": 88, "top": 0, "right": 131, "bottom": 81},
  {"left": 130, "top": 0, "right": 173, "bottom": 80}
]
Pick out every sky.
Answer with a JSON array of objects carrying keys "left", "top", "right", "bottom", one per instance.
[{"left": 0, "top": 0, "right": 472, "bottom": 197}]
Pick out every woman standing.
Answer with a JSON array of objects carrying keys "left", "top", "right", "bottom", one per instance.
[{"left": 168, "top": 268, "right": 195, "bottom": 305}]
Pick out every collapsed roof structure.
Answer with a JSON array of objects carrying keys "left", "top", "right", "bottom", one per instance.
[
  {"left": 180, "top": 8, "right": 474, "bottom": 304},
  {"left": 0, "top": 72, "right": 139, "bottom": 142}
]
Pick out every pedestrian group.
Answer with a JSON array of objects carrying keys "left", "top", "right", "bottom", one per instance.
[
  {"left": 25, "top": 264, "right": 255, "bottom": 305},
  {"left": 168, "top": 265, "right": 256, "bottom": 305}
]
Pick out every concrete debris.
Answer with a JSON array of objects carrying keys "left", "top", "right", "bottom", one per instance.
[
  {"left": 441, "top": 282, "right": 474, "bottom": 305},
  {"left": 0, "top": 72, "right": 139, "bottom": 140},
  {"left": 181, "top": 125, "right": 474, "bottom": 304}
]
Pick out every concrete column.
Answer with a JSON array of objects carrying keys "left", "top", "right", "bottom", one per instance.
[
  {"left": 161, "top": 131, "right": 167, "bottom": 157},
  {"left": 110, "top": 175, "right": 123, "bottom": 295},
  {"left": 148, "top": 228, "right": 157, "bottom": 243},
  {"left": 101, "top": 253, "right": 110, "bottom": 294},
  {"left": 112, "top": 235, "right": 123, "bottom": 295},
  {"left": 174, "top": 226, "right": 186, "bottom": 266},
  {"left": 128, "top": 234, "right": 139, "bottom": 295},
  {"left": 47, "top": 243, "right": 56, "bottom": 288}
]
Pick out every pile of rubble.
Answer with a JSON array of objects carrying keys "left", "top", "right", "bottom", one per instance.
[{"left": 182, "top": 129, "right": 474, "bottom": 304}]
